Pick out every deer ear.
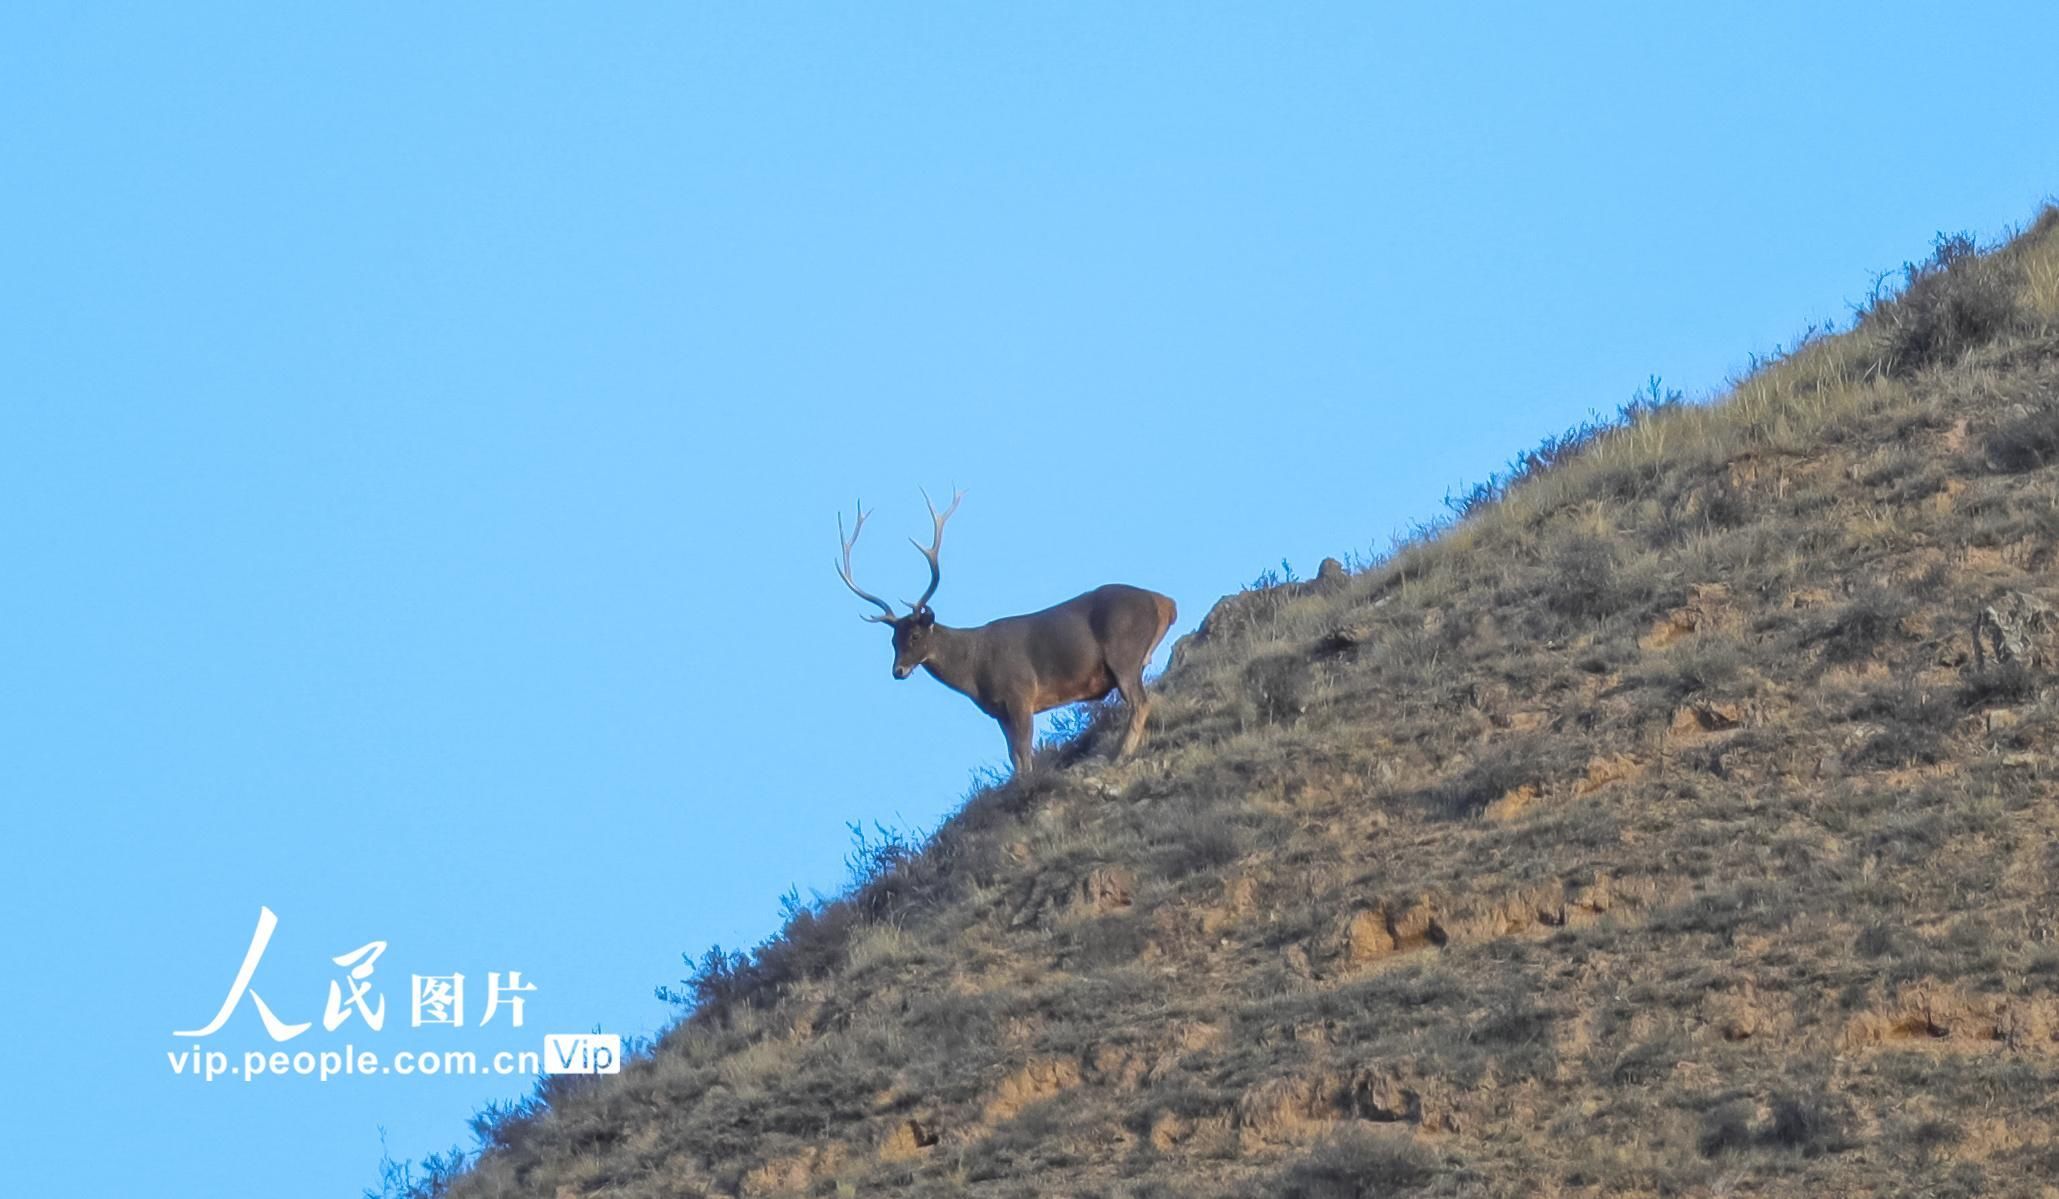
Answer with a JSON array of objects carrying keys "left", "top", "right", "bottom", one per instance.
[{"left": 915, "top": 607, "right": 936, "bottom": 628}]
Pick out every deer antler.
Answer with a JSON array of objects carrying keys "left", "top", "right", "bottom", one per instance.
[
  {"left": 836, "top": 504, "right": 899, "bottom": 623},
  {"left": 906, "top": 487, "right": 965, "bottom": 613}
]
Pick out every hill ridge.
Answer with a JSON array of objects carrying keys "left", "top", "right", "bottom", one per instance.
[{"left": 414, "top": 208, "right": 2059, "bottom": 1199}]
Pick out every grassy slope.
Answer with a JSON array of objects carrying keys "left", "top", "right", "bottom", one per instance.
[{"left": 436, "top": 210, "right": 2059, "bottom": 1199}]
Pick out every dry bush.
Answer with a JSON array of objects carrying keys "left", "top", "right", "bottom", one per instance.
[{"left": 1863, "top": 231, "right": 2029, "bottom": 375}]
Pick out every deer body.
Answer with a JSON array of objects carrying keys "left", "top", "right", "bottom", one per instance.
[
  {"left": 837, "top": 493, "right": 1176, "bottom": 776},
  {"left": 910, "top": 584, "right": 1177, "bottom": 774}
]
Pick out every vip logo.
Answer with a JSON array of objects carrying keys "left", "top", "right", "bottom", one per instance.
[{"left": 543, "top": 1033, "right": 621, "bottom": 1075}]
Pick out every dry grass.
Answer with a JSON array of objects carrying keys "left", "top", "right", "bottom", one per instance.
[{"left": 405, "top": 209, "right": 2059, "bottom": 1199}]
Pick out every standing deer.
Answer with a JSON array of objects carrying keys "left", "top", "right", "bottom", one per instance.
[{"left": 836, "top": 490, "right": 1178, "bottom": 777}]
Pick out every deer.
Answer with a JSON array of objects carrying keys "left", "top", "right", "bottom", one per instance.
[{"left": 836, "top": 490, "right": 1178, "bottom": 777}]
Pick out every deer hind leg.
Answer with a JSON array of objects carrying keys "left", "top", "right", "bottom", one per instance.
[{"left": 1111, "top": 662, "right": 1152, "bottom": 759}]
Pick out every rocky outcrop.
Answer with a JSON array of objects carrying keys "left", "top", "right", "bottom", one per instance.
[
  {"left": 1971, "top": 590, "right": 2055, "bottom": 670},
  {"left": 1169, "top": 557, "right": 1350, "bottom": 672}
]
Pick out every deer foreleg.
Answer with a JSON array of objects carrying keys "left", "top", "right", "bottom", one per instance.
[{"left": 1000, "top": 705, "right": 1035, "bottom": 777}]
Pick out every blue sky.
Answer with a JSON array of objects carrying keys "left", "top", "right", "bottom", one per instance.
[{"left": 3, "top": 3, "right": 2055, "bottom": 1195}]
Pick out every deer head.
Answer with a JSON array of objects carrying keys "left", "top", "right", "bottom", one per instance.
[{"left": 836, "top": 488, "right": 965, "bottom": 679}]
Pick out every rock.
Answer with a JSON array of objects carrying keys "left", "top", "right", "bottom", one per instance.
[
  {"left": 1351, "top": 1068, "right": 1427, "bottom": 1124},
  {"left": 1483, "top": 784, "right": 1538, "bottom": 823},
  {"left": 1170, "top": 559, "right": 1354, "bottom": 670},
  {"left": 1569, "top": 873, "right": 1617, "bottom": 915},
  {"left": 1336, "top": 901, "right": 1444, "bottom": 966},
  {"left": 743, "top": 1146, "right": 845, "bottom": 1196},
  {"left": 1149, "top": 1111, "right": 1190, "bottom": 1149},
  {"left": 1971, "top": 591, "right": 2056, "bottom": 670},
  {"left": 1315, "top": 620, "right": 1375, "bottom": 656},
  {"left": 1670, "top": 700, "right": 1744, "bottom": 736},
  {"left": 1077, "top": 865, "right": 1134, "bottom": 913},
  {"left": 1235, "top": 1074, "right": 1365, "bottom": 1145},
  {"left": 1343, "top": 910, "right": 1396, "bottom": 964},
  {"left": 1641, "top": 583, "right": 1734, "bottom": 650},
  {"left": 1705, "top": 990, "right": 1766, "bottom": 1042},
  {"left": 1576, "top": 753, "right": 1644, "bottom": 795},
  {"left": 878, "top": 1118, "right": 938, "bottom": 1161},
  {"left": 984, "top": 1059, "right": 1083, "bottom": 1124},
  {"left": 1351, "top": 899, "right": 1442, "bottom": 957},
  {"left": 1088, "top": 1043, "right": 1147, "bottom": 1090},
  {"left": 1504, "top": 709, "right": 1549, "bottom": 733}
]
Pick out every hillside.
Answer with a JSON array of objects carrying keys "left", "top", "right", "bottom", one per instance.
[{"left": 428, "top": 210, "right": 2059, "bottom": 1198}]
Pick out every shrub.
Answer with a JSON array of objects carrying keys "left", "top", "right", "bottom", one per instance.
[
  {"left": 1273, "top": 1129, "right": 1436, "bottom": 1198},
  {"left": 654, "top": 816, "right": 936, "bottom": 1016},
  {"left": 1984, "top": 403, "right": 2059, "bottom": 473},
  {"left": 1844, "top": 681, "right": 1952, "bottom": 769},
  {"left": 1064, "top": 912, "right": 1148, "bottom": 968},
  {"left": 1697, "top": 1093, "right": 1849, "bottom": 1158},
  {"left": 1604, "top": 1033, "right": 1685, "bottom": 1085},
  {"left": 1854, "top": 922, "right": 1918, "bottom": 960},
  {"left": 1959, "top": 659, "right": 2038, "bottom": 709},
  {"left": 655, "top": 944, "right": 753, "bottom": 1011},
  {"left": 1466, "top": 1001, "right": 1554, "bottom": 1048},
  {"left": 1763, "top": 1093, "right": 1851, "bottom": 1156},
  {"left": 1541, "top": 535, "right": 1652, "bottom": 623},
  {"left": 1864, "top": 232, "right": 2026, "bottom": 374},
  {"left": 1642, "top": 636, "right": 1745, "bottom": 702},
  {"left": 1242, "top": 651, "right": 1312, "bottom": 724},
  {"left": 961, "top": 1098, "right": 1077, "bottom": 1182},
  {"left": 1152, "top": 819, "right": 1242, "bottom": 878},
  {"left": 845, "top": 819, "right": 922, "bottom": 890},
  {"left": 366, "top": 1133, "right": 470, "bottom": 1199},
  {"left": 1816, "top": 586, "right": 1911, "bottom": 664},
  {"left": 1895, "top": 1117, "right": 1966, "bottom": 1161},
  {"left": 1421, "top": 736, "right": 1580, "bottom": 821},
  {"left": 1696, "top": 1102, "right": 1754, "bottom": 1157},
  {"left": 1038, "top": 703, "right": 1099, "bottom": 750},
  {"left": 1443, "top": 378, "right": 1685, "bottom": 521}
]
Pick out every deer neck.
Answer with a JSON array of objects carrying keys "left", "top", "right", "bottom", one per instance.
[{"left": 919, "top": 624, "right": 984, "bottom": 699}]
